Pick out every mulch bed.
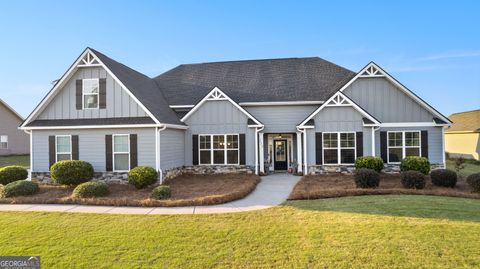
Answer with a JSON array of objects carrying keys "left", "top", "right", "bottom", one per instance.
[
  {"left": 288, "top": 173, "right": 480, "bottom": 200},
  {"left": 0, "top": 173, "right": 260, "bottom": 207}
]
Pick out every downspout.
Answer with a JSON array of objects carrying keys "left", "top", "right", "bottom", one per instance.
[
  {"left": 296, "top": 127, "right": 307, "bottom": 175},
  {"left": 23, "top": 129, "right": 33, "bottom": 180},
  {"left": 156, "top": 125, "right": 167, "bottom": 183},
  {"left": 255, "top": 126, "right": 264, "bottom": 175}
]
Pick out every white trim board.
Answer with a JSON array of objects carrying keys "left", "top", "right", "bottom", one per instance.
[
  {"left": 338, "top": 62, "right": 452, "bottom": 125},
  {"left": 20, "top": 123, "right": 189, "bottom": 130},
  {"left": 180, "top": 87, "right": 263, "bottom": 126},
  {"left": 298, "top": 91, "right": 380, "bottom": 127},
  {"left": 21, "top": 48, "right": 161, "bottom": 128}
]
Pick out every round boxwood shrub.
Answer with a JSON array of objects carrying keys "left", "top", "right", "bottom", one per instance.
[
  {"left": 151, "top": 185, "right": 171, "bottom": 200},
  {"left": 400, "top": 156, "right": 430, "bottom": 175},
  {"left": 0, "top": 180, "right": 39, "bottom": 198},
  {"left": 401, "top": 170, "right": 426, "bottom": 189},
  {"left": 430, "top": 169, "right": 457, "bottom": 188},
  {"left": 354, "top": 156, "right": 384, "bottom": 172},
  {"left": 0, "top": 166, "right": 28, "bottom": 185},
  {"left": 467, "top": 172, "right": 480, "bottom": 193},
  {"left": 50, "top": 160, "right": 94, "bottom": 186},
  {"left": 128, "top": 166, "right": 158, "bottom": 189},
  {"left": 72, "top": 181, "right": 109, "bottom": 198},
  {"left": 354, "top": 168, "right": 380, "bottom": 188}
]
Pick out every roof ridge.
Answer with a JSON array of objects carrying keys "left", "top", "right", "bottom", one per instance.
[
  {"left": 179, "top": 56, "right": 320, "bottom": 66},
  {"left": 89, "top": 48, "right": 153, "bottom": 80},
  {"left": 449, "top": 109, "right": 480, "bottom": 116}
]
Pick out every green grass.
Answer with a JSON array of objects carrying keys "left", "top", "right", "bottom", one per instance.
[
  {"left": 0, "top": 195, "right": 479, "bottom": 268},
  {"left": 0, "top": 155, "right": 29, "bottom": 168},
  {"left": 446, "top": 158, "right": 480, "bottom": 177}
]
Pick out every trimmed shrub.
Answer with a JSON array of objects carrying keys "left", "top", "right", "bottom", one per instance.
[
  {"left": 72, "top": 181, "right": 109, "bottom": 198},
  {"left": 354, "top": 168, "right": 380, "bottom": 188},
  {"left": 430, "top": 169, "right": 457, "bottom": 188},
  {"left": 50, "top": 160, "right": 94, "bottom": 186},
  {"left": 0, "top": 180, "right": 39, "bottom": 198},
  {"left": 354, "top": 156, "right": 384, "bottom": 172},
  {"left": 128, "top": 166, "right": 158, "bottom": 189},
  {"left": 400, "top": 156, "right": 430, "bottom": 175},
  {"left": 151, "top": 185, "right": 171, "bottom": 200},
  {"left": 467, "top": 173, "right": 480, "bottom": 193},
  {"left": 401, "top": 171, "right": 426, "bottom": 189},
  {"left": 0, "top": 166, "right": 28, "bottom": 185}
]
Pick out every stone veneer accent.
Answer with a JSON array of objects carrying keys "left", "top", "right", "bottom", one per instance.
[
  {"left": 307, "top": 163, "right": 445, "bottom": 175},
  {"left": 32, "top": 172, "right": 130, "bottom": 184}
]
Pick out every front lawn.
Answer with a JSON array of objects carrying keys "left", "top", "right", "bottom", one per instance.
[
  {"left": 289, "top": 173, "right": 479, "bottom": 200},
  {"left": 0, "top": 155, "right": 29, "bottom": 168},
  {"left": 0, "top": 195, "right": 479, "bottom": 268},
  {"left": 446, "top": 158, "right": 480, "bottom": 177}
]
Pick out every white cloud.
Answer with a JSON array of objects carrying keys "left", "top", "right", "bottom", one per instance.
[{"left": 418, "top": 50, "right": 480, "bottom": 61}]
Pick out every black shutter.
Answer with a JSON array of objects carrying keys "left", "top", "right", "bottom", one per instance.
[
  {"left": 99, "top": 78, "right": 107, "bottom": 109},
  {"left": 356, "top": 132, "right": 363, "bottom": 158},
  {"left": 72, "top": 135, "right": 79, "bottom": 160},
  {"left": 76, "top": 80, "right": 82, "bottom": 110},
  {"left": 48, "top": 136, "right": 55, "bottom": 169},
  {"left": 315, "top": 132, "right": 322, "bottom": 164},
  {"left": 130, "top": 134, "right": 138, "bottom": 169},
  {"left": 239, "top": 134, "right": 246, "bottom": 165},
  {"left": 105, "top": 135, "right": 112, "bottom": 171},
  {"left": 192, "top": 135, "right": 199, "bottom": 165},
  {"left": 421, "top": 130, "right": 428, "bottom": 159},
  {"left": 380, "top": 131, "right": 387, "bottom": 163}
]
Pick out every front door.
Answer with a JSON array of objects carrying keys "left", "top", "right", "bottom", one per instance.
[{"left": 274, "top": 140, "right": 288, "bottom": 170}]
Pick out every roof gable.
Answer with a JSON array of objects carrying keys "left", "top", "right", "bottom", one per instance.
[{"left": 0, "top": 98, "right": 23, "bottom": 121}]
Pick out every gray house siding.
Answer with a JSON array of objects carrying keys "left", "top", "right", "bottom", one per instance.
[
  {"left": 160, "top": 128, "right": 185, "bottom": 170},
  {"left": 184, "top": 100, "right": 255, "bottom": 166},
  {"left": 245, "top": 105, "right": 318, "bottom": 133},
  {"left": 38, "top": 67, "right": 148, "bottom": 120},
  {"left": 32, "top": 128, "right": 156, "bottom": 172},
  {"left": 375, "top": 126, "right": 444, "bottom": 164},
  {"left": 343, "top": 77, "right": 435, "bottom": 122},
  {"left": 0, "top": 102, "right": 29, "bottom": 156}
]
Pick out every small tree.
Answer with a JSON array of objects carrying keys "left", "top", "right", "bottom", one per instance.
[{"left": 454, "top": 157, "right": 465, "bottom": 173}]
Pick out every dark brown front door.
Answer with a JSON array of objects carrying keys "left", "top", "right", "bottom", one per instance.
[{"left": 274, "top": 140, "right": 287, "bottom": 170}]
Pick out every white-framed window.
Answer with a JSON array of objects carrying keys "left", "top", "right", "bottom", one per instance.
[
  {"left": 0, "top": 135, "right": 8, "bottom": 149},
  {"left": 56, "top": 135, "right": 72, "bottom": 161},
  {"left": 199, "top": 134, "right": 239, "bottom": 165},
  {"left": 323, "top": 132, "right": 356, "bottom": 165},
  {"left": 388, "top": 131, "right": 421, "bottom": 163},
  {"left": 113, "top": 134, "right": 130, "bottom": 171},
  {"left": 83, "top": 78, "right": 99, "bottom": 109}
]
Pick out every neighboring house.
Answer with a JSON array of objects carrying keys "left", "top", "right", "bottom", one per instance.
[
  {"left": 20, "top": 48, "right": 451, "bottom": 180},
  {"left": 445, "top": 109, "right": 480, "bottom": 160},
  {"left": 0, "top": 98, "right": 29, "bottom": 156}
]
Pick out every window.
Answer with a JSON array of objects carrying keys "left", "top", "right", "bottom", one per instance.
[
  {"left": 198, "top": 134, "right": 239, "bottom": 165},
  {"left": 0, "top": 135, "right": 8, "bottom": 149},
  {"left": 56, "top": 135, "right": 72, "bottom": 161},
  {"left": 113, "top": 134, "right": 130, "bottom": 171},
  {"left": 83, "top": 79, "right": 99, "bottom": 109},
  {"left": 388, "top": 131, "right": 421, "bottom": 163},
  {"left": 323, "top": 132, "right": 356, "bottom": 165}
]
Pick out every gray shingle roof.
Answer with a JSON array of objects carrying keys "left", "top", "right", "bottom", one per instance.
[
  {"left": 153, "top": 57, "right": 355, "bottom": 105},
  {"left": 90, "top": 48, "right": 183, "bottom": 125}
]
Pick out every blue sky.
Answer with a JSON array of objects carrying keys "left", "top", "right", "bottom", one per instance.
[{"left": 0, "top": 0, "right": 478, "bottom": 118}]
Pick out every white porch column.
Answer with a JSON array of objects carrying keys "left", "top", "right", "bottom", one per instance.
[
  {"left": 259, "top": 133, "right": 264, "bottom": 174},
  {"left": 371, "top": 126, "right": 375, "bottom": 156},
  {"left": 303, "top": 130, "right": 308, "bottom": 174},
  {"left": 296, "top": 131, "right": 303, "bottom": 173}
]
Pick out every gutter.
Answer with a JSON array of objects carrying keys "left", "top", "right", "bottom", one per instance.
[{"left": 156, "top": 125, "right": 167, "bottom": 183}]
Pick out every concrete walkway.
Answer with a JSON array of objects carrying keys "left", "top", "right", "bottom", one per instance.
[{"left": 0, "top": 173, "right": 300, "bottom": 215}]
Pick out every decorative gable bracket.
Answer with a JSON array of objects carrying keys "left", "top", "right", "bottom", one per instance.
[
  {"left": 359, "top": 65, "right": 384, "bottom": 77},
  {"left": 206, "top": 88, "right": 227, "bottom": 100},
  {"left": 77, "top": 51, "right": 101, "bottom": 67},
  {"left": 325, "top": 94, "right": 350, "bottom": 106}
]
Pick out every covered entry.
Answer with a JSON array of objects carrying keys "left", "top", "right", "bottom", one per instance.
[{"left": 262, "top": 133, "right": 298, "bottom": 172}]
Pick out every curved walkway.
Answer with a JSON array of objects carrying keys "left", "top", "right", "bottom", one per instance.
[{"left": 0, "top": 173, "right": 300, "bottom": 215}]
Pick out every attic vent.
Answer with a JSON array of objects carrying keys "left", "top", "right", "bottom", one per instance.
[
  {"left": 78, "top": 51, "right": 101, "bottom": 67},
  {"left": 359, "top": 65, "right": 384, "bottom": 77}
]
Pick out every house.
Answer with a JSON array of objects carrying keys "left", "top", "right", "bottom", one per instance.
[
  {"left": 0, "top": 98, "right": 29, "bottom": 156},
  {"left": 20, "top": 48, "right": 451, "bottom": 181},
  {"left": 445, "top": 109, "right": 480, "bottom": 160}
]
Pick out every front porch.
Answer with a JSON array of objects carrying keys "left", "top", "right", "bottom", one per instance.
[{"left": 259, "top": 132, "right": 305, "bottom": 174}]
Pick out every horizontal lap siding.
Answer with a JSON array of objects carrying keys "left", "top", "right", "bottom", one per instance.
[
  {"left": 245, "top": 105, "right": 318, "bottom": 133},
  {"left": 160, "top": 129, "right": 185, "bottom": 170},
  {"left": 0, "top": 103, "right": 29, "bottom": 155},
  {"left": 32, "top": 128, "right": 156, "bottom": 172}
]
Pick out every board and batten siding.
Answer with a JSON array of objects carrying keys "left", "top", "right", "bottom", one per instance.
[
  {"left": 343, "top": 77, "right": 434, "bottom": 122},
  {"left": 38, "top": 67, "right": 148, "bottom": 120},
  {"left": 0, "top": 102, "right": 29, "bottom": 156},
  {"left": 184, "top": 100, "right": 255, "bottom": 166},
  {"left": 245, "top": 105, "right": 318, "bottom": 133},
  {"left": 160, "top": 128, "right": 185, "bottom": 170},
  {"left": 375, "top": 126, "right": 444, "bottom": 164},
  {"left": 32, "top": 128, "right": 156, "bottom": 172}
]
